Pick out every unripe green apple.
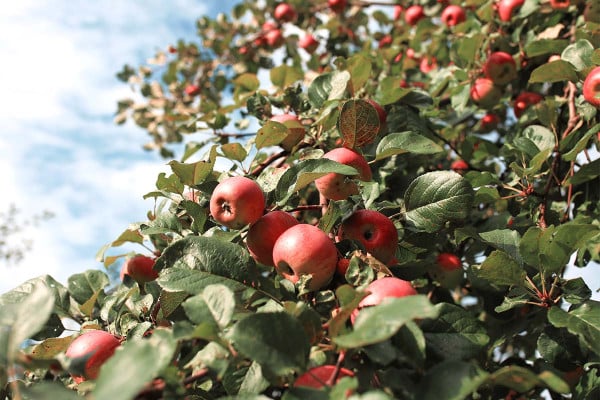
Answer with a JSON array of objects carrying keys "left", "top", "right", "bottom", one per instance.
[
  {"left": 65, "top": 330, "right": 121, "bottom": 383},
  {"left": 246, "top": 211, "right": 298, "bottom": 266},
  {"left": 210, "top": 176, "right": 265, "bottom": 229},
  {"left": 351, "top": 277, "right": 417, "bottom": 323},
  {"left": 272, "top": 224, "right": 338, "bottom": 291},
  {"left": 121, "top": 254, "right": 158, "bottom": 283},
  {"left": 294, "top": 365, "right": 354, "bottom": 388},
  {"left": 315, "top": 148, "right": 372, "bottom": 201}
]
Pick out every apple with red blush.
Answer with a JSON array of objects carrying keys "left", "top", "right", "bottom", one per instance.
[
  {"left": 513, "top": 92, "right": 543, "bottom": 118},
  {"left": 294, "top": 365, "right": 354, "bottom": 389},
  {"left": 351, "top": 277, "right": 417, "bottom": 323},
  {"left": 210, "top": 176, "right": 265, "bottom": 229},
  {"left": 405, "top": 5, "right": 425, "bottom": 26},
  {"left": 441, "top": 5, "right": 466, "bottom": 26},
  {"left": 298, "top": 34, "right": 319, "bottom": 54},
  {"left": 65, "top": 330, "right": 121, "bottom": 383},
  {"left": 315, "top": 148, "right": 372, "bottom": 201},
  {"left": 483, "top": 52, "right": 517, "bottom": 85},
  {"left": 273, "top": 3, "right": 297, "bottom": 23},
  {"left": 121, "top": 254, "right": 158, "bottom": 283},
  {"left": 583, "top": 66, "right": 600, "bottom": 108},
  {"left": 497, "top": 0, "right": 525, "bottom": 22},
  {"left": 470, "top": 78, "right": 503, "bottom": 109},
  {"left": 246, "top": 211, "right": 298, "bottom": 266}
]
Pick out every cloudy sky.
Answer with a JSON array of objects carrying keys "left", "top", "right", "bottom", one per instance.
[{"left": 0, "top": 0, "right": 237, "bottom": 292}]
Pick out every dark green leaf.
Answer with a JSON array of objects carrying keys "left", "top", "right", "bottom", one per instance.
[
  {"left": 479, "top": 229, "right": 523, "bottom": 265},
  {"left": 346, "top": 54, "right": 372, "bottom": 92},
  {"left": 476, "top": 250, "right": 526, "bottom": 287},
  {"left": 486, "top": 365, "right": 569, "bottom": 394},
  {"left": 562, "top": 277, "right": 592, "bottom": 305},
  {"left": 561, "top": 39, "right": 595, "bottom": 71},
  {"left": 374, "top": 131, "right": 443, "bottom": 161},
  {"left": 547, "top": 301, "right": 600, "bottom": 355},
  {"left": 220, "top": 143, "right": 248, "bottom": 162},
  {"left": 308, "top": 71, "right": 349, "bottom": 108},
  {"left": 529, "top": 60, "right": 578, "bottom": 83},
  {"left": 374, "top": 76, "right": 411, "bottom": 105},
  {"left": 525, "top": 39, "right": 569, "bottom": 58},
  {"left": 416, "top": 361, "right": 488, "bottom": 400},
  {"left": 67, "top": 269, "right": 109, "bottom": 305}
]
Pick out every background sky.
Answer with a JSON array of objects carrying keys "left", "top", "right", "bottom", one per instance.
[{"left": 0, "top": 1, "right": 597, "bottom": 299}]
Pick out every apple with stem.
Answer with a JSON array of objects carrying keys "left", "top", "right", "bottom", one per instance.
[
  {"left": 470, "top": 78, "right": 503, "bottom": 109},
  {"left": 273, "top": 3, "right": 297, "bottom": 23},
  {"left": 65, "top": 330, "right": 121, "bottom": 383},
  {"left": 483, "top": 51, "right": 517, "bottom": 85},
  {"left": 210, "top": 176, "right": 265, "bottom": 229},
  {"left": 315, "top": 148, "right": 372, "bottom": 201},
  {"left": 351, "top": 277, "right": 417, "bottom": 323},
  {"left": 583, "top": 66, "right": 600, "bottom": 108},
  {"left": 513, "top": 92, "right": 543, "bottom": 118},
  {"left": 272, "top": 224, "right": 338, "bottom": 291},
  {"left": 497, "top": 0, "right": 525, "bottom": 22},
  {"left": 270, "top": 113, "right": 306, "bottom": 150},
  {"left": 405, "top": 5, "right": 425, "bottom": 26},
  {"left": 121, "top": 254, "right": 158, "bottom": 283},
  {"left": 441, "top": 5, "right": 466, "bottom": 26},
  {"left": 246, "top": 211, "right": 298, "bottom": 266},
  {"left": 294, "top": 365, "right": 354, "bottom": 388},
  {"left": 337, "top": 209, "right": 398, "bottom": 266}
]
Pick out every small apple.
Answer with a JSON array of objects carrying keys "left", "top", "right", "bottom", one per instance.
[
  {"left": 121, "top": 254, "right": 158, "bottom": 283},
  {"left": 470, "top": 78, "right": 503, "bottom": 109},
  {"left": 328, "top": 0, "right": 347, "bottom": 13},
  {"left": 483, "top": 52, "right": 517, "bottom": 85},
  {"left": 298, "top": 34, "right": 319, "bottom": 54},
  {"left": 184, "top": 84, "right": 201, "bottom": 97},
  {"left": 246, "top": 211, "right": 298, "bottom": 266},
  {"left": 265, "top": 28, "right": 285, "bottom": 48},
  {"left": 450, "top": 159, "right": 469, "bottom": 172},
  {"left": 378, "top": 34, "right": 393, "bottom": 49},
  {"left": 336, "top": 258, "right": 351, "bottom": 276},
  {"left": 272, "top": 224, "right": 338, "bottom": 291},
  {"left": 294, "top": 365, "right": 354, "bottom": 388},
  {"left": 314, "top": 148, "right": 372, "bottom": 201},
  {"left": 436, "top": 252, "right": 462, "bottom": 271},
  {"left": 393, "top": 5, "right": 403, "bottom": 21},
  {"left": 480, "top": 113, "right": 500, "bottom": 132},
  {"left": 420, "top": 57, "right": 438, "bottom": 74},
  {"left": 270, "top": 113, "right": 306, "bottom": 150},
  {"left": 351, "top": 277, "right": 417, "bottom": 323},
  {"left": 583, "top": 66, "right": 600, "bottom": 108},
  {"left": 441, "top": 5, "right": 466, "bottom": 26},
  {"left": 210, "top": 176, "right": 265, "bottom": 229},
  {"left": 337, "top": 210, "right": 398, "bottom": 266},
  {"left": 429, "top": 253, "right": 464, "bottom": 288},
  {"left": 65, "top": 330, "right": 121, "bottom": 383},
  {"left": 550, "top": 0, "right": 570, "bottom": 9},
  {"left": 513, "top": 92, "right": 543, "bottom": 118},
  {"left": 497, "top": 0, "right": 525, "bottom": 22},
  {"left": 405, "top": 5, "right": 425, "bottom": 26},
  {"left": 274, "top": 3, "right": 297, "bottom": 23}
]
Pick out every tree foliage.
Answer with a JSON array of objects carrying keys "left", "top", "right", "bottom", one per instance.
[{"left": 2, "top": 0, "right": 600, "bottom": 399}]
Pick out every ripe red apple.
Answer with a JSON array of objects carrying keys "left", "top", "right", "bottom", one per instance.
[
  {"left": 294, "top": 365, "right": 354, "bottom": 388},
  {"left": 470, "top": 78, "right": 503, "bottom": 109},
  {"left": 337, "top": 210, "right": 398, "bottom": 266},
  {"left": 550, "top": 0, "right": 569, "bottom": 9},
  {"left": 65, "top": 330, "right": 121, "bottom": 383},
  {"left": 121, "top": 254, "right": 158, "bottom": 283},
  {"left": 336, "top": 258, "right": 351, "bottom": 276},
  {"left": 378, "top": 34, "right": 393, "bottom": 49},
  {"left": 328, "top": 0, "right": 347, "bottom": 13},
  {"left": 270, "top": 113, "right": 306, "bottom": 150},
  {"left": 274, "top": 3, "right": 297, "bottom": 23},
  {"left": 441, "top": 5, "right": 466, "bottom": 26},
  {"left": 298, "top": 34, "right": 319, "bottom": 54},
  {"left": 450, "top": 159, "right": 469, "bottom": 172},
  {"left": 513, "top": 92, "right": 543, "bottom": 118},
  {"left": 583, "top": 66, "right": 600, "bottom": 108},
  {"left": 210, "top": 176, "right": 265, "bottom": 229},
  {"left": 265, "top": 28, "right": 285, "bottom": 48},
  {"left": 483, "top": 52, "right": 517, "bottom": 85},
  {"left": 246, "top": 211, "right": 298, "bottom": 266},
  {"left": 314, "top": 148, "right": 372, "bottom": 201},
  {"left": 405, "top": 5, "right": 425, "bottom": 26},
  {"left": 393, "top": 5, "right": 403, "bottom": 21},
  {"left": 184, "top": 84, "right": 200, "bottom": 97},
  {"left": 365, "top": 99, "right": 387, "bottom": 127},
  {"left": 272, "top": 224, "right": 338, "bottom": 291},
  {"left": 497, "top": 0, "right": 525, "bottom": 22},
  {"left": 436, "top": 253, "right": 462, "bottom": 271},
  {"left": 420, "top": 57, "right": 438, "bottom": 74},
  {"left": 351, "top": 277, "right": 417, "bottom": 323},
  {"left": 480, "top": 113, "right": 500, "bottom": 132}
]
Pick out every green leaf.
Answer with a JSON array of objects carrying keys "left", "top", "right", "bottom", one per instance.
[
  {"left": 270, "top": 65, "right": 303, "bottom": 88},
  {"left": 547, "top": 301, "right": 600, "bottom": 355},
  {"left": 521, "top": 125, "right": 556, "bottom": 153},
  {"left": 478, "top": 229, "right": 523, "bottom": 265},
  {"left": 110, "top": 228, "right": 144, "bottom": 247},
  {"left": 416, "top": 361, "right": 488, "bottom": 400},
  {"left": 256, "top": 120, "right": 288, "bottom": 149},
  {"left": 525, "top": 39, "right": 569, "bottom": 58},
  {"left": 220, "top": 143, "right": 248, "bottom": 162},
  {"left": 561, "top": 39, "right": 595, "bottom": 71},
  {"left": 230, "top": 312, "right": 310, "bottom": 375},
  {"left": 93, "top": 330, "right": 176, "bottom": 400},
  {"left": 234, "top": 73, "right": 260, "bottom": 92},
  {"left": 374, "top": 131, "right": 443, "bottom": 161},
  {"left": 421, "top": 303, "right": 490, "bottom": 360},
  {"left": 203, "top": 284, "right": 235, "bottom": 328},
  {"left": 153, "top": 172, "right": 184, "bottom": 195},
  {"left": 338, "top": 99, "right": 381, "bottom": 148},
  {"left": 374, "top": 76, "right": 411, "bottom": 105},
  {"left": 19, "top": 382, "right": 82, "bottom": 400},
  {"left": 538, "top": 326, "right": 583, "bottom": 366},
  {"left": 567, "top": 158, "right": 600, "bottom": 186},
  {"left": 333, "top": 295, "right": 438, "bottom": 348},
  {"left": 529, "top": 60, "right": 578, "bottom": 83},
  {"left": 223, "top": 361, "right": 270, "bottom": 396},
  {"left": 476, "top": 250, "right": 526, "bottom": 287},
  {"left": 346, "top": 54, "right": 372, "bottom": 92},
  {"left": 486, "top": 365, "right": 569, "bottom": 394},
  {"left": 169, "top": 159, "right": 214, "bottom": 187},
  {"left": 182, "top": 294, "right": 220, "bottom": 340},
  {"left": 562, "top": 277, "right": 592, "bottom": 305},
  {"left": 308, "top": 71, "right": 350, "bottom": 108},
  {"left": 67, "top": 269, "right": 109, "bottom": 305},
  {"left": 404, "top": 171, "right": 474, "bottom": 233},
  {"left": 562, "top": 123, "right": 600, "bottom": 161}
]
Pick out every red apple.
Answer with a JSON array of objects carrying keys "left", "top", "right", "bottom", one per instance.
[
  {"left": 420, "top": 57, "right": 438, "bottom": 74},
  {"left": 483, "top": 52, "right": 517, "bottom": 85},
  {"left": 450, "top": 159, "right": 469, "bottom": 172},
  {"left": 550, "top": 0, "right": 569, "bottom": 9},
  {"left": 210, "top": 176, "right": 265, "bottom": 229},
  {"left": 274, "top": 3, "right": 297, "bottom": 23},
  {"left": 513, "top": 92, "right": 543, "bottom": 118},
  {"left": 441, "top": 5, "right": 466, "bottom": 26},
  {"left": 378, "top": 34, "right": 393, "bottom": 49},
  {"left": 405, "top": 5, "right": 425, "bottom": 26},
  {"left": 497, "top": 0, "right": 525, "bottom": 22},
  {"left": 436, "top": 252, "right": 462, "bottom": 271},
  {"left": 265, "top": 28, "right": 285, "bottom": 48},
  {"left": 185, "top": 84, "right": 200, "bottom": 97},
  {"left": 583, "top": 66, "right": 600, "bottom": 108},
  {"left": 337, "top": 210, "right": 398, "bottom": 266},
  {"left": 121, "top": 254, "right": 158, "bottom": 283},
  {"left": 351, "top": 277, "right": 417, "bottom": 323},
  {"left": 328, "top": 0, "right": 347, "bottom": 13},
  {"left": 294, "top": 365, "right": 354, "bottom": 388},
  {"left": 470, "top": 78, "right": 503, "bottom": 109},
  {"left": 393, "top": 5, "right": 403, "bottom": 21},
  {"left": 298, "top": 34, "right": 319, "bottom": 54},
  {"left": 65, "top": 330, "right": 121, "bottom": 383},
  {"left": 270, "top": 113, "right": 306, "bottom": 150},
  {"left": 480, "top": 113, "right": 500, "bottom": 132},
  {"left": 246, "top": 211, "right": 298, "bottom": 266},
  {"left": 272, "top": 224, "right": 338, "bottom": 291},
  {"left": 314, "top": 148, "right": 372, "bottom": 201},
  {"left": 336, "top": 258, "right": 351, "bottom": 276}
]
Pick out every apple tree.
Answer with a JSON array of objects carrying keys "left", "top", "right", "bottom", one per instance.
[{"left": 2, "top": 0, "right": 600, "bottom": 399}]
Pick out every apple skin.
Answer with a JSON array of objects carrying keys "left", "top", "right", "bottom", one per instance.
[
  {"left": 513, "top": 92, "right": 543, "bottom": 118},
  {"left": 436, "top": 253, "right": 462, "bottom": 271},
  {"left": 265, "top": 28, "right": 284, "bottom": 48},
  {"left": 328, "top": 0, "right": 347, "bottom": 13},
  {"left": 483, "top": 52, "right": 517, "bottom": 85},
  {"left": 405, "top": 5, "right": 425, "bottom": 26},
  {"left": 583, "top": 66, "right": 600, "bottom": 108},
  {"left": 351, "top": 277, "right": 417, "bottom": 323},
  {"left": 272, "top": 224, "right": 338, "bottom": 291},
  {"left": 480, "top": 113, "right": 500, "bottom": 132},
  {"left": 450, "top": 159, "right": 469, "bottom": 172},
  {"left": 550, "top": 0, "right": 570, "bottom": 8},
  {"left": 294, "top": 365, "right": 354, "bottom": 388},
  {"left": 274, "top": 3, "right": 297, "bottom": 23},
  {"left": 378, "top": 34, "right": 393, "bottom": 49},
  {"left": 65, "top": 330, "right": 121, "bottom": 383},
  {"left": 470, "top": 78, "right": 503, "bottom": 109},
  {"left": 441, "top": 5, "right": 466, "bottom": 26},
  {"left": 393, "top": 5, "right": 403, "bottom": 20},
  {"left": 298, "top": 34, "right": 319, "bottom": 54},
  {"left": 121, "top": 254, "right": 158, "bottom": 283},
  {"left": 315, "top": 148, "right": 372, "bottom": 201},
  {"left": 184, "top": 84, "right": 201, "bottom": 97},
  {"left": 270, "top": 114, "right": 306, "bottom": 150},
  {"left": 337, "top": 210, "right": 398, "bottom": 266},
  {"left": 497, "top": 0, "right": 525, "bottom": 22},
  {"left": 420, "top": 57, "right": 438, "bottom": 74},
  {"left": 246, "top": 211, "right": 298, "bottom": 266},
  {"left": 210, "top": 176, "right": 265, "bottom": 229}
]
